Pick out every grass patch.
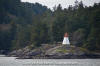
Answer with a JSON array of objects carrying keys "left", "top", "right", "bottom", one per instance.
[{"left": 56, "top": 49, "right": 70, "bottom": 53}]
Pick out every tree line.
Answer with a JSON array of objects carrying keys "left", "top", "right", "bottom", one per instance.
[{"left": 0, "top": 0, "right": 100, "bottom": 52}]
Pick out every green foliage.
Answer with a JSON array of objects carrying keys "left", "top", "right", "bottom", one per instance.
[
  {"left": 31, "top": 22, "right": 49, "bottom": 47},
  {"left": 84, "top": 9, "right": 100, "bottom": 51}
]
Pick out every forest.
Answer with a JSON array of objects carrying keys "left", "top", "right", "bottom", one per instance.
[{"left": 0, "top": 0, "right": 100, "bottom": 52}]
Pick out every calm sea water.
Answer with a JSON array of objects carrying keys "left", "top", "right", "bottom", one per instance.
[{"left": 0, "top": 55, "right": 100, "bottom": 66}]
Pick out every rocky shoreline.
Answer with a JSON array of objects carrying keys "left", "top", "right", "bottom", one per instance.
[
  {"left": 15, "top": 54, "right": 100, "bottom": 59},
  {"left": 7, "top": 44, "right": 100, "bottom": 59}
]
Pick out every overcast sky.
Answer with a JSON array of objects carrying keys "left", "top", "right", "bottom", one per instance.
[{"left": 21, "top": 0, "right": 100, "bottom": 9}]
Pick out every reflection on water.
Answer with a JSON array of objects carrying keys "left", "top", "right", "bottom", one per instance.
[{"left": 0, "top": 55, "right": 100, "bottom": 66}]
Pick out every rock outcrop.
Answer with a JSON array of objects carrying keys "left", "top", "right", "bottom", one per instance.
[{"left": 7, "top": 44, "right": 100, "bottom": 59}]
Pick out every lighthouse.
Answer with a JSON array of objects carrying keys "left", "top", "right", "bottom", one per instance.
[{"left": 62, "top": 33, "right": 70, "bottom": 45}]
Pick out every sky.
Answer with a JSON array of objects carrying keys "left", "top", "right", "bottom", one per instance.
[{"left": 21, "top": 0, "right": 100, "bottom": 9}]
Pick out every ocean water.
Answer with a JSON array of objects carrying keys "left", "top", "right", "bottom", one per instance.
[{"left": 0, "top": 55, "right": 100, "bottom": 66}]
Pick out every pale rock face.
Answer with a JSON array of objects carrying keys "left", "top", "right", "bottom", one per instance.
[{"left": 62, "top": 37, "right": 70, "bottom": 45}]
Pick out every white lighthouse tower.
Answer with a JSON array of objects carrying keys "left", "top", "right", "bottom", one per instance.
[{"left": 62, "top": 33, "right": 70, "bottom": 45}]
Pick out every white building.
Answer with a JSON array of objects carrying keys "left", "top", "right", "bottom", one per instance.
[{"left": 62, "top": 33, "right": 70, "bottom": 45}]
